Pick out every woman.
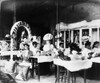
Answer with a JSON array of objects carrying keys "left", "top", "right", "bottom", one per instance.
[
  {"left": 81, "top": 41, "right": 92, "bottom": 59},
  {"left": 92, "top": 41, "right": 100, "bottom": 57},
  {"left": 42, "top": 39, "right": 58, "bottom": 57},
  {"left": 64, "top": 43, "right": 82, "bottom": 60},
  {"left": 92, "top": 41, "right": 100, "bottom": 52},
  {"left": 30, "top": 41, "right": 41, "bottom": 56},
  {"left": 42, "top": 33, "right": 58, "bottom": 57},
  {"left": 16, "top": 43, "right": 32, "bottom": 81},
  {"left": 63, "top": 43, "right": 70, "bottom": 60},
  {"left": 43, "top": 40, "right": 53, "bottom": 51},
  {"left": 39, "top": 33, "right": 58, "bottom": 75}
]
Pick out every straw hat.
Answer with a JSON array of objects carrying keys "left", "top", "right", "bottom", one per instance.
[
  {"left": 82, "top": 36, "right": 90, "bottom": 42},
  {"left": 43, "top": 33, "right": 53, "bottom": 40}
]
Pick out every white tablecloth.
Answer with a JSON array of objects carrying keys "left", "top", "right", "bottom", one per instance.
[
  {"left": 30, "top": 56, "right": 53, "bottom": 63},
  {"left": 0, "top": 51, "right": 20, "bottom": 56},
  {"left": 90, "top": 57, "right": 100, "bottom": 63},
  {"left": 38, "top": 56, "right": 53, "bottom": 63},
  {"left": 53, "top": 59, "right": 92, "bottom": 72}
]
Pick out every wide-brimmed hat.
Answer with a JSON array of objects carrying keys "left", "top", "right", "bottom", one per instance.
[
  {"left": 82, "top": 36, "right": 90, "bottom": 42},
  {"left": 43, "top": 33, "right": 53, "bottom": 40}
]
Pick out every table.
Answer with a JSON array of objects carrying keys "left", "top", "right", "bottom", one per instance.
[
  {"left": 53, "top": 58, "right": 92, "bottom": 83},
  {"left": 0, "top": 51, "right": 54, "bottom": 81},
  {"left": 90, "top": 57, "right": 100, "bottom": 80},
  {"left": 0, "top": 51, "right": 20, "bottom": 60},
  {"left": 0, "top": 51, "right": 20, "bottom": 56},
  {"left": 91, "top": 57, "right": 100, "bottom": 63},
  {"left": 29, "top": 56, "right": 54, "bottom": 81}
]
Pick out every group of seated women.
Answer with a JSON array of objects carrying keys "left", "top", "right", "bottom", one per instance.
[{"left": 60, "top": 41, "right": 100, "bottom": 61}]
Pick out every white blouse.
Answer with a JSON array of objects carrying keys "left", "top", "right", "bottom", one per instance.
[
  {"left": 43, "top": 44, "right": 58, "bottom": 57},
  {"left": 81, "top": 48, "right": 91, "bottom": 59},
  {"left": 43, "top": 44, "right": 54, "bottom": 51}
]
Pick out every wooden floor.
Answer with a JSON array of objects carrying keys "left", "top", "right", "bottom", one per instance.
[
  {"left": 16, "top": 75, "right": 100, "bottom": 83},
  {"left": 1, "top": 62, "right": 100, "bottom": 83},
  {"left": 1, "top": 71, "right": 100, "bottom": 83},
  {"left": 16, "top": 75, "right": 55, "bottom": 83}
]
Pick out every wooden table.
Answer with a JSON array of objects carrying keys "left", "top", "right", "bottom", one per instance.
[
  {"left": 29, "top": 56, "right": 54, "bottom": 81},
  {"left": 53, "top": 58, "right": 92, "bottom": 83}
]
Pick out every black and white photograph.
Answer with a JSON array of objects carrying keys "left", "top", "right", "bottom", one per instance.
[{"left": 0, "top": 0, "right": 100, "bottom": 83}]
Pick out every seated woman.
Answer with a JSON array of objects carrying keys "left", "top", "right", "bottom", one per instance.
[
  {"left": 63, "top": 43, "right": 70, "bottom": 60},
  {"left": 41, "top": 33, "right": 58, "bottom": 57},
  {"left": 42, "top": 40, "right": 58, "bottom": 57},
  {"left": 16, "top": 43, "right": 32, "bottom": 81},
  {"left": 92, "top": 41, "right": 100, "bottom": 52},
  {"left": 57, "top": 42, "right": 65, "bottom": 59},
  {"left": 91, "top": 41, "right": 100, "bottom": 57},
  {"left": 38, "top": 33, "right": 58, "bottom": 75},
  {"left": 67, "top": 43, "right": 82, "bottom": 61},
  {"left": 81, "top": 41, "right": 92, "bottom": 59},
  {"left": 30, "top": 41, "right": 41, "bottom": 56}
]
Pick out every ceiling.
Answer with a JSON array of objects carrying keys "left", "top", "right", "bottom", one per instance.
[
  {"left": 0, "top": 0, "right": 100, "bottom": 37},
  {"left": 1, "top": 0, "right": 87, "bottom": 23}
]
